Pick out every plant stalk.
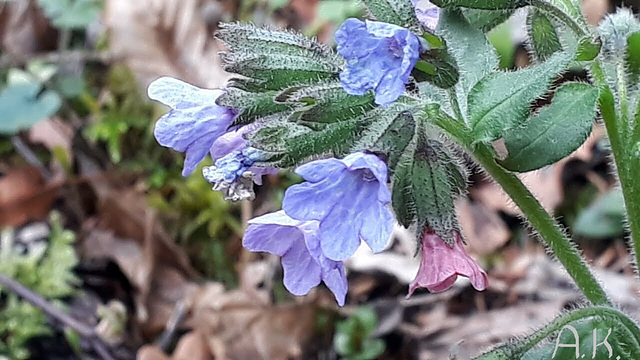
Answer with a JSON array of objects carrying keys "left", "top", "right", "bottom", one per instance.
[{"left": 472, "top": 146, "right": 611, "bottom": 305}]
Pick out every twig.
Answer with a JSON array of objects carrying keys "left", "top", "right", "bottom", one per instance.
[
  {"left": 0, "top": 273, "right": 116, "bottom": 360},
  {"left": 156, "top": 300, "right": 189, "bottom": 351},
  {"left": 11, "top": 135, "right": 53, "bottom": 180}
]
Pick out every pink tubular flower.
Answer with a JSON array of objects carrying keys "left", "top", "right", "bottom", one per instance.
[{"left": 408, "top": 230, "right": 488, "bottom": 295}]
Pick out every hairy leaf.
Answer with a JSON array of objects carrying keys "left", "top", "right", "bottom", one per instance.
[
  {"left": 463, "top": 9, "right": 514, "bottom": 32},
  {"left": 431, "top": 0, "right": 530, "bottom": 10},
  {"left": 413, "top": 49, "right": 460, "bottom": 89},
  {"left": 467, "top": 51, "right": 571, "bottom": 143},
  {"left": 216, "top": 88, "right": 292, "bottom": 126},
  {"left": 437, "top": 10, "right": 498, "bottom": 119},
  {"left": 526, "top": 9, "right": 562, "bottom": 61},
  {"left": 361, "top": 0, "right": 421, "bottom": 31},
  {"left": 500, "top": 83, "right": 598, "bottom": 172},
  {"left": 283, "top": 81, "right": 376, "bottom": 124},
  {"left": 628, "top": 31, "right": 640, "bottom": 81}
]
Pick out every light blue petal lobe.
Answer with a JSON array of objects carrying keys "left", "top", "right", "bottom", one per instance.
[
  {"left": 335, "top": 18, "right": 380, "bottom": 59},
  {"left": 148, "top": 77, "right": 223, "bottom": 109},
  {"left": 294, "top": 158, "right": 345, "bottom": 183},
  {"left": 283, "top": 178, "right": 345, "bottom": 221},
  {"left": 318, "top": 204, "right": 361, "bottom": 261},
  {"left": 375, "top": 70, "right": 407, "bottom": 105},
  {"left": 182, "top": 136, "right": 213, "bottom": 176},
  {"left": 322, "top": 263, "right": 348, "bottom": 306},
  {"left": 282, "top": 240, "right": 322, "bottom": 296},
  {"left": 360, "top": 204, "right": 394, "bottom": 253},
  {"left": 243, "top": 211, "right": 299, "bottom": 255}
]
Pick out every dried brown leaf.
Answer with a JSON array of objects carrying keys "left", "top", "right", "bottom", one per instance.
[
  {"left": 104, "top": 0, "right": 230, "bottom": 88},
  {"left": 0, "top": 166, "right": 60, "bottom": 227}
]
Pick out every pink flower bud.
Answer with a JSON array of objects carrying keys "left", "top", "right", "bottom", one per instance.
[{"left": 409, "top": 229, "right": 488, "bottom": 295}]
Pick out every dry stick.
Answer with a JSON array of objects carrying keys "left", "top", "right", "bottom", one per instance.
[{"left": 0, "top": 273, "right": 116, "bottom": 360}]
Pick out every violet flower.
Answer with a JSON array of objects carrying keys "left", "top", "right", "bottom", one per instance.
[
  {"left": 412, "top": 0, "right": 440, "bottom": 31},
  {"left": 335, "top": 19, "right": 421, "bottom": 106},
  {"left": 409, "top": 230, "right": 488, "bottom": 295},
  {"left": 148, "top": 77, "right": 236, "bottom": 176},
  {"left": 243, "top": 211, "right": 348, "bottom": 305},
  {"left": 283, "top": 152, "right": 394, "bottom": 261}
]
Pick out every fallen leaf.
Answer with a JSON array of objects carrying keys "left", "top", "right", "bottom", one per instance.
[
  {"left": 172, "top": 329, "right": 212, "bottom": 360},
  {"left": 0, "top": 0, "right": 57, "bottom": 58},
  {"left": 456, "top": 198, "right": 511, "bottom": 256},
  {"left": 28, "top": 116, "right": 74, "bottom": 166},
  {"left": 104, "top": 0, "right": 230, "bottom": 88},
  {"left": 0, "top": 166, "right": 60, "bottom": 227}
]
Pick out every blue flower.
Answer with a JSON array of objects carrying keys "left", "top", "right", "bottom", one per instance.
[
  {"left": 335, "top": 19, "right": 421, "bottom": 106},
  {"left": 148, "top": 77, "right": 237, "bottom": 176},
  {"left": 283, "top": 152, "right": 394, "bottom": 261},
  {"left": 203, "top": 147, "right": 276, "bottom": 201},
  {"left": 243, "top": 210, "right": 348, "bottom": 305},
  {"left": 412, "top": 0, "right": 440, "bottom": 31}
]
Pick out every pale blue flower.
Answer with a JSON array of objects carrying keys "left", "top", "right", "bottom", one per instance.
[
  {"left": 335, "top": 19, "right": 421, "bottom": 105},
  {"left": 148, "top": 77, "right": 236, "bottom": 176},
  {"left": 283, "top": 152, "right": 394, "bottom": 261},
  {"left": 412, "top": 0, "right": 440, "bottom": 31},
  {"left": 243, "top": 211, "right": 348, "bottom": 305}
]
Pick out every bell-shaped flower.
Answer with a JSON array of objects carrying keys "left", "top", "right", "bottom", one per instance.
[
  {"left": 243, "top": 211, "right": 348, "bottom": 305},
  {"left": 148, "top": 77, "right": 236, "bottom": 176},
  {"left": 283, "top": 152, "right": 394, "bottom": 261},
  {"left": 412, "top": 0, "right": 440, "bottom": 31},
  {"left": 409, "top": 230, "right": 488, "bottom": 295},
  {"left": 335, "top": 18, "right": 421, "bottom": 105}
]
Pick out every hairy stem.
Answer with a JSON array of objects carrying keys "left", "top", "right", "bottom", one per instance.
[
  {"left": 473, "top": 146, "right": 611, "bottom": 305},
  {"left": 591, "top": 61, "right": 640, "bottom": 274},
  {"left": 476, "top": 306, "right": 640, "bottom": 359}
]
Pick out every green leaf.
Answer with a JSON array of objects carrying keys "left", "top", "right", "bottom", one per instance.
[
  {"left": 463, "top": 9, "right": 513, "bottom": 32},
  {"left": 526, "top": 9, "right": 562, "bottom": 62},
  {"left": 573, "top": 189, "right": 625, "bottom": 239},
  {"left": 627, "top": 31, "right": 640, "bottom": 80},
  {"left": 222, "top": 53, "right": 340, "bottom": 90},
  {"left": 467, "top": 51, "right": 571, "bottom": 143},
  {"left": 282, "top": 81, "right": 376, "bottom": 124},
  {"left": 392, "top": 129, "right": 467, "bottom": 244},
  {"left": 431, "top": 0, "right": 530, "bottom": 10},
  {"left": 500, "top": 83, "right": 598, "bottom": 172},
  {"left": 360, "top": 0, "right": 421, "bottom": 30},
  {"left": 351, "top": 109, "right": 416, "bottom": 171},
  {"left": 437, "top": 10, "right": 498, "bottom": 118},
  {"left": 0, "top": 83, "right": 61, "bottom": 134},
  {"left": 412, "top": 49, "right": 460, "bottom": 89},
  {"left": 575, "top": 36, "right": 602, "bottom": 61},
  {"left": 216, "top": 88, "right": 292, "bottom": 126},
  {"left": 37, "top": 0, "right": 102, "bottom": 29}
]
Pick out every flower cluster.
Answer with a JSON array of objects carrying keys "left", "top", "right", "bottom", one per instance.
[{"left": 148, "top": 1, "right": 488, "bottom": 306}]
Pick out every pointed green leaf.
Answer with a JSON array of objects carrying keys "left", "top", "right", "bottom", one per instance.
[
  {"left": 500, "top": 83, "right": 598, "bottom": 172},
  {"left": 627, "top": 31, "right": 640, "bottom": 80},
  {"left": 575, "top": 36, "right": 602, "bottom": 61},
  {"left": 222, "top": 53, "right": 340, "bottom": 90},
  {"left": 573, "top": 188, "right": 625, "bottom": 239},
  {"left": 463, "top": 9, "right": 513, "bottom": 32},
  {"left": 0, "top": 83, "right": 62, "bottom": 134},
  {"left": 467, "top": 51, "right": 571, "bottom": 143},
  {"left": 361, "top": 0, "right": 421, "bottom": 30},
  {"left": 283, "top": 81, "right": 376, "bottom": 124},
  {"left": 437, "top": 10, "right": 498, "bottom": 118},
  {"left": 412, "top": 49, "right": 460, "bottom": 89},
  {"left": 351, "top": 109, "right": 416, "bottom": 170},
  {"left": 526, "top": 9, "right": 562, "bottom": 61},
  {"left": 216, "top": 88, "right": 292, "bottom": 126},
  {"left": 431, "top": 0, "right": 529, "bottom": 10}
]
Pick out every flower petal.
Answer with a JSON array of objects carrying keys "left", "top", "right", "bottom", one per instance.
[
  {"left": 148, "top": 77, "right": 223, "bottom": 109},
  {"left": 359, "top": 203, "right": 394, "bottom": 253},
  {"left": 243, "top": 211, "right": 299, "bottom": 255},
  {"left": 283, "top": 172, "right": 347, "bottom": 221},
  {"left": 294, "top": 158, "right": 346, "bottom": 183},
  {"left": 282, "top": 239, "right": 322, "bottom": 296}
]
